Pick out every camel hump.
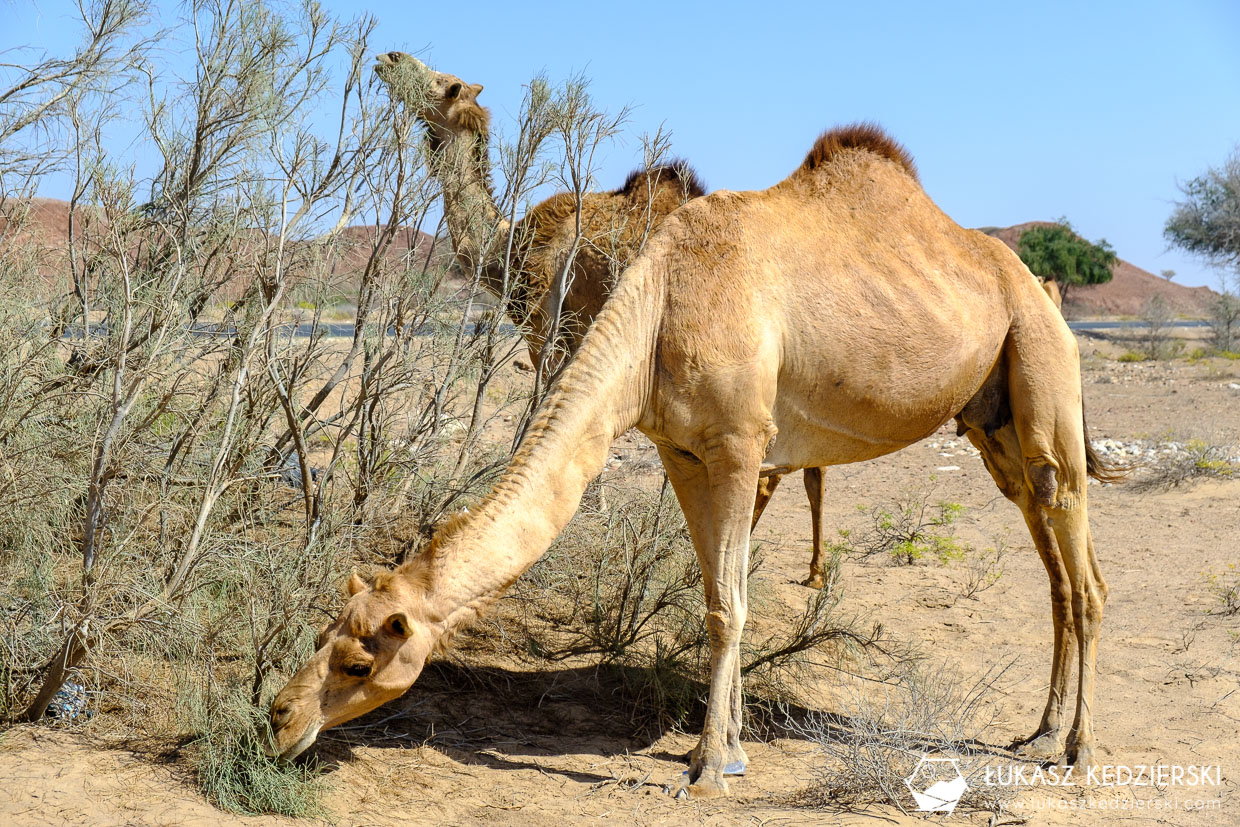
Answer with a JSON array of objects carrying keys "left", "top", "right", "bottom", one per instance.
[
  {"left": 614, "top": 159, "right": 708, "bottom": 200},
  {"left": 794, "top": 122, "right": 919, "bottom": 183}
]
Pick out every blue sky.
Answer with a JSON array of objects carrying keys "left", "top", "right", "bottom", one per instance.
[{"left": 6, "top": 1, "right": 1239, "bottom": 288}]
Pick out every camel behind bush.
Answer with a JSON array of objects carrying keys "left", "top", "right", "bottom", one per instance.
[{"left": 374, "top": 52, "right": 833, "bottom": 585}]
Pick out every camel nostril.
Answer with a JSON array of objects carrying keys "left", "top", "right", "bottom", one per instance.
[{"left": 343, "top": 662, "right": 372, "bottom": 679}]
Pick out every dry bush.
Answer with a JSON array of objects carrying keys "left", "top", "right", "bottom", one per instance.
[
  {"left": 0, "top": 0, "right": 555, "bottom": 813},
  {"left": 489, "top": 478, "right": 893, "bottom": 733},
  {"left": 789, "top": 660, "right": 1016, "bottom": 815},
  {"left": 1138, "top": 294, "right": 1178, "bottom": 360},
  {"left": 1129, "top": 439, "right": 1237, "bottom": 492},
  {"left": 957, "top": 532, "right": 1010, "bottom": 601}
]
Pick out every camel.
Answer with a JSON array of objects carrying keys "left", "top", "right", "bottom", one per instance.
[
  {"left": 373, "top": 50, "right": 703, "bottom": 362},
  {"left": 374, "top": 51, "right": 833, "bottom": 587},
  {"left": 269, "top": 123, "right": 1117, "bottom": 800},
  {"left": 1037, "top": 276, "right": 1064, "bottom": 309}
]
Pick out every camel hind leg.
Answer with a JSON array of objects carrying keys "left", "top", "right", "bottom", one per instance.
[
  {"left": 1006, "top": 319, "right": 1107, "bottom": 768},
  {"left": 751, "top": 467, "right": 830, "bottom": 589},
  {"left": 963, "top": 422, "right": 1075, "bottom": 758}
]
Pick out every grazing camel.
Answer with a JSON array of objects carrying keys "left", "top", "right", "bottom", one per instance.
[
  {"left": 373, "top": 50, "right": 704, "bottom": 362},
  {"left": 270, "top": 124, "right": 1116, "bottom": 800},
  {"left": 374, "top": 51, "right": 833, "bottom": 587}
]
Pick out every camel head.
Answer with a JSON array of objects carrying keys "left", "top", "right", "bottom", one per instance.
[
  {"left": 374, "top": 51, "right": 489, "bottom": 140},
  {"left": 267, "top": 567, "right": 440, "bottom": 761}
]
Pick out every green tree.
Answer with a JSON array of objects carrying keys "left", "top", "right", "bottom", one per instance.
[
  {"left": 1165, "top": 149, "right": 1240, "bottom": 352},
  {"left": 1017, "top": 219, "right": 1117, "bottom": 304},
  {"left": 1164, "top": 149, "right": 1240, "bottom": 273}
]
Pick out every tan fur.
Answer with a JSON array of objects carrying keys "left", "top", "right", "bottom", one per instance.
[
  {"left": 373, "top": 51, "right": 703, "bottom": 361},
  {"left": 1038, "top": 276, "right": 1063, "bottom": 309},
  {"left": 272, "top": 120, "right": 1110, "bottom": 802},
  {"left": 373, "top": 52, "right": 834, "bottom": 583}
]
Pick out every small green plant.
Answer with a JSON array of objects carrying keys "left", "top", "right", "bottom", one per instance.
[
  {"left": 842, "top": 485, "right": 967, "bottom": 566},
  {"left": 1204, "top": 564, "right": 1240, "bottom": 616},
  {"left": 196, "top": 732, "right": 324, "bottom": 817},
  {"left": 1118, "top": 351, "right": 1148, "bottom": 362}
]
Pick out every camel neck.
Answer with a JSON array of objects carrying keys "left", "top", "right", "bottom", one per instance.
[
  {"left": 429, "top": 127, "right": 509, "bottom": 288},
  {"left": 413, "top": 260, "right": 665, "bottom": 629}
]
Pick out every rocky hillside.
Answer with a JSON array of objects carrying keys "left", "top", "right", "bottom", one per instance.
[
  {"left": 982, "top": 221, "right": 1219, "bottom": 318},
  {"left": 0, "top": 197, "right": 437, "bottom": 293}
]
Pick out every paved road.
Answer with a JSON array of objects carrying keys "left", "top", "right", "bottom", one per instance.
[
  {"left": 292, "top": 319, "right": 1207, "bottom": 337},
  {"left": 1066, "top": 320, "right": 1206, "bottom": 331},
  {"left": 60, "top": 319, "right": 1207, "bottom": 340}
]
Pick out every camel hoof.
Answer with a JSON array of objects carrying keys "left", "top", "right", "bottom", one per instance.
[
  {"left": 676, "top": 752, "right": 746, "bottom": 776},
  {"left": 671, "top": 774, "right": 728, "bottom": 799},
  {"left": 1016, "top": 730, "right": 1063, "bottom": 761},
  {"left": 1059, "top": 742, "right": 1098, "bottom": 776},
  {"left": 800, "top": 574, "right": 825, "bottom": 590},
  {"left": 665, "top": 765, "right": 737, "bottom": 799},
  {"left": 688, "top": 777, "right": 729, "bottom": 799}
]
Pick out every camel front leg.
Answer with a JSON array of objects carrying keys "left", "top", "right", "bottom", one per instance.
[{"left": 658, "top": 439, "right": 762, "bottom": 799}]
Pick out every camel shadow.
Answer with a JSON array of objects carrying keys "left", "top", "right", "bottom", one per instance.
[{"left": 303, "top": 660, "right": 1019, "bottom": 783}]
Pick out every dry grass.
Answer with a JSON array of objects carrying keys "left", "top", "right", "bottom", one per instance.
[
  {"left": 1129, "top": 439, "right": 1238, "bottom": 492},
  {"left": 788, "top": 659, "right": 1017, "bottom": 816}
]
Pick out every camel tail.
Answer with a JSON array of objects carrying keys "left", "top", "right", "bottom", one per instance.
[{"left": 1082, "top": 400, "right": 1128, "bottom": 484}]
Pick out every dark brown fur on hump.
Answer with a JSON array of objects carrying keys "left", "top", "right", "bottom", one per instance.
[
  {"left": 613, "top": 159, "right": 707, "bottom": 200},
  {"left": 795, "top": 122, "right": 919, "bottom": 183}
]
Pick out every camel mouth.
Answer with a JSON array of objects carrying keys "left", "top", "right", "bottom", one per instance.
[{"left": 269, "top": 719, "right": 323, "bottom": 764}]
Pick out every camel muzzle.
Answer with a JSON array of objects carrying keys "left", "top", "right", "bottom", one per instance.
[{"left": 267, "top": 715, "right": 322, "bottom": 763}]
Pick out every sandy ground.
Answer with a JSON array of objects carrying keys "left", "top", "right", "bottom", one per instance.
[{"left": 2, "top": 335, "right": 1239, "bottom": 826}]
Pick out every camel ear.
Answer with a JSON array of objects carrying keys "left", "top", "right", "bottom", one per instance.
[
  {"left": 345, "top": 572, "right": 367, "bottom": 597},
  {"left": 446, "top": 82, "right": 462, "bottom": 100},
  {"left": 384, "top": 612, "right": 412, "bottom": 640},
  {"left": 468, "top": 83, "right": 483, "bottom": 97}
]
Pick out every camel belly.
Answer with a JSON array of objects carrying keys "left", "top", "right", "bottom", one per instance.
[{"left": 763, "top": 309, "right": 1007, "bottom": 469}]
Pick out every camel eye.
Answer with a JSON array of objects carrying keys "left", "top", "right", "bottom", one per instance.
[
  {"left": 387, "top": 51, "right": 400, "bottom": 61},
  {"left": 343, "top": 662, "right": 372, "bottom": 678}
]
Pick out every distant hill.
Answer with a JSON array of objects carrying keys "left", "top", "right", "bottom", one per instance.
[
  {"left": 981, "top": 222, "right": 1219, "bottom": 318},
  {"left": 8, "top": 201, "right": 1217, "bottom": 319},
  {"left": 0, "top": 197, "right": 438, "bottom": 293}
]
